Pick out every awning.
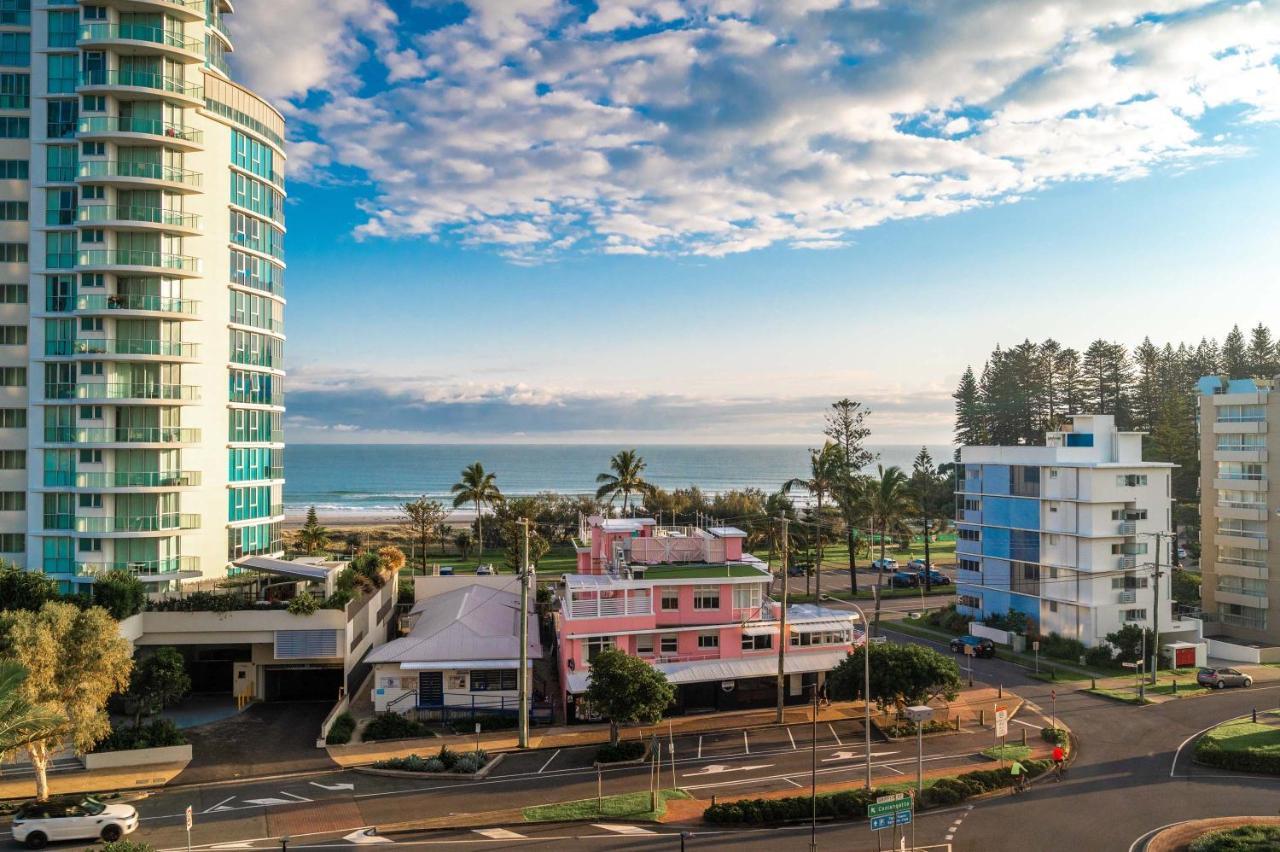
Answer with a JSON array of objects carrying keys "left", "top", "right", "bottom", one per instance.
[
  {"left": 790, "top": 619, "right": 855, "bottom": 634},
  {"left": 398, "top": 659, "right": 530, "bottom": 671},
  {"left": 232, "top": 556, "right": 332, "bottom": 581},
  {"left": 742, "top": 624, "right": 779, "bottom": 637},
  {"left": 565, "top": 649, "right": 850, "bottom": 695}
]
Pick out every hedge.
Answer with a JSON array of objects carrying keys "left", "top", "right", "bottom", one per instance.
[
  {"left": 596, "top": 741, "right": 647, "bottom": 763},
  {"left": 880, "top": 719, "right": 955, "bottom": 738},
  {"left": 1194, "top": 741, "right": 1280, "bottom": 775},
  {"left": 362, "top": 713, "right": 434, "bottom": 741},
  {"left": 1041, "top": 726, "right": 1069, "bottom": 748},
  {"left": 372, "top": 745, "right": 488, "bottom": 774},
  {"left": 93, "top": 719, "right": 187, "bottom": 751},
  {"left": 326, "top": 712, "right": 357, "bottom": 745},
  {"left": 704, "top": 760, "right": 1052, "bottom": 825}
]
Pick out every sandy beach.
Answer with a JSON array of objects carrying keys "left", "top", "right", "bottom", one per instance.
[{"left": 284, "top": 506, "right": 480, "bottom": 529}]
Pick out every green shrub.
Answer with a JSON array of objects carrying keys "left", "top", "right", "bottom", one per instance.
[
  {"left": 1038, "top": 633, "right": 1086, "bottom": 662},
  {"left": 1041, "top": 726, "right": 1068, "bottom": 747},
  {"left": 919, "top": 777, "right": 967, "bottom": 808},
  {"left": 93, "top": 719, "right": 186, "bottom": 752},
  {"left": 287, "top": 595, "right": 320, "bottom": 616},
  {"left": 596, "top": 740, "right": 646, "bottom": 763},
  {"left": 326, "top": 712, "right": 356, "bottom": 745},
  {"left": 371, "top": 750, "right": 486, "bottom": 773},
  {"left": 436, "top": 744, "right": 460, "bottom": 769},
  {"left": 362, "top": 713, "right": 431, "bottom": 741},
  {"left": 451, "top": 754, "right": 482, "bottom": 774},
  {"left": 100, "top": 842, "right": 156, "bottom": 852},
  {"left": 1084, "top": 645, "right": 1114, "bottom": 668},
  {"left": 1189, "top": 825, "right": 1280, "bottom": 852},
  {"left": 881, "top": 719, "right": 953, "bottom": 737},
  {"left": 1195, "top": 740, "right": 1280, "bottom": 775}
]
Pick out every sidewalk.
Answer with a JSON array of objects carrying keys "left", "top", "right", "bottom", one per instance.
[
  {"left": 1088, "top": 663, "right": 1280, "bottom": 705},
  {"left": 327, "top": 687, "right": 1024, "bottom": 767}
]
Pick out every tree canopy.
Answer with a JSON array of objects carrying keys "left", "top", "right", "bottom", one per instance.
[
  {"left": 583, "top": 648, "right": 674, "bottom": 744},
  {"left": 92, "top": 570, "right": 146, "bottom": 620},
  {"left": 595, "top": 449, "right": 654, "bottom": 513},
  {"left": 0, "top": 661, "right": 64, "bottom": 766},
  {"left": 124, "top": 647, "right": 191, "bottom": 728},
  {"left": 451, "top": 462, "right": 503, "bottom": 559},
  {"left": 0, "top": 561, "right": 60, "bottom": 613},
  {"left": 827, "top": 642, "right": 962, "bottom": 710},
  {"left": 298, "top": 506, "right": 331, "bottom": 556}
]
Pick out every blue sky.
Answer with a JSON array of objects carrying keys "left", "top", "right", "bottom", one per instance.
[{"left": 226, "top": 1, "right": 1280, "bottom": 444}]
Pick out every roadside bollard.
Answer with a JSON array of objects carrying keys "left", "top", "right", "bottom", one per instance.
[
  {"left": 1253, "top": 708, "right": 1258, "bottom": 724},
  {"left": 998, "top": 684, "right": 1003, "bottom": 699},
  {"left": 979, "top": 709, "right": 985, "bottom": 726},
  {"left": 1172, "top": 680, "right": 1177, "bottom": 694}
]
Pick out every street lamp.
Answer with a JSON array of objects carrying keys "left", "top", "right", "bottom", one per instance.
[
  {"left": 904, "top": 705, "right": 934, "bottom": 793},
  {"left": 843, "top": 600, "right": 874, "bottom": 791}
]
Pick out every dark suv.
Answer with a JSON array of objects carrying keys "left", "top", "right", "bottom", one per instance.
[{"left": 949, "top": 635, "right": 996, "bottom": 658}]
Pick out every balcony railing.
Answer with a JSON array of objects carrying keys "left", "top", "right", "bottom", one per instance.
[
  {"left": 78, "top": 160, "right": 203, "bottom": 187},
  {"left": 232, "top": 467, "right": 286, "bottom": 482},
  {"left": 1118, "top": 521, "right": 1136, "bottom": 535},
  {"left": 74, "top": 293, "right": 200, "bottom": 315},
  {"left": 79, "top": 115, "right": 204, "bottom": 145},
  {"left": 76, "top": 556, "right": 200, "bottom": 576},
  {"left": 44, "top": 470, "right": 202, "bottom": 488},
  {"left": 567, "top": 593, "right": 653, "bottom": 619},
  {"left": 45, "top": 382, "right": 201, "bottom": 402},
  {"left": 78, "top": 249, "right": 201, "bottom": 273},
  {"left": 44, "top": 426, "right": 202, "bottom": 444},
  {"left": 1219, "top": 611, "right": 1268, "bottom": 631},
  {"left": 79, "top": 23, "right": 206, "bottom": 57},
  {"left": 78, "top": 204, "right": 201, "bottom": 230},
  {"left": 79, "top": 69, "right": 203, "bottom": 100},
  {"left": 46, "top": 338, "right": 199, "bottom": 358},
  {"left": 74, "top": 513, "right": 201, "bottom": 533}
]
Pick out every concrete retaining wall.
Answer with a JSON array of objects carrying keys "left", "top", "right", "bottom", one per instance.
[{"left": 84, "top": 744, "right": 192, "bottom": 770}]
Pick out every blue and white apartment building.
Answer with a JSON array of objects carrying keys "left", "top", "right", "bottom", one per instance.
[{"left": 956, "top": 415, "right": 1182, "bottom": 647}]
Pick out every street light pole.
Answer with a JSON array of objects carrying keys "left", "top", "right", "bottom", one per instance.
[
  {"left": 810, "top": 682, "right": 818, "bottom": 852},
  {"left": 776, "top": 517, "right": 790, "bottom": 725},
  {"left": 842, "top": 600, "right": 873, "bottom": 791},
  {"left": 518, "top": 517, "right": 531, "bottom": 748}
]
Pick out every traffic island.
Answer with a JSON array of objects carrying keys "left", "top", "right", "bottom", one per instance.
[
  {"left": 523, "top": 789, "right": 691, "bottom": 823},
  {"left": 1193, "top": 710, "right": 1280, "bottom": 774},
  {"left": 1143, "top": 817, "right": 1280, "bottom": 852}
]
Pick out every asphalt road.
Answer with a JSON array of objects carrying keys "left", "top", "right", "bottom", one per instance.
[{"left": 14, "top": 627, "right": 1277, "bottom": 852}]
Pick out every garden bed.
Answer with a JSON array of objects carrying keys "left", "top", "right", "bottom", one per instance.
[
  {"left": 1194, "top": 711, "right": 1280, "bottom": 775},
  {"left": 523, "top": 789, "right": 689, "bottom": 823},
  {"left": 358, "top": 747, "right": 504, "bottom": 779}
]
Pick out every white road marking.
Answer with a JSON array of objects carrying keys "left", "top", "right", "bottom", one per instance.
[
  {"left": 202, "top": 796, "right": 235, "bottom": 814},
  {"left": 682, "top": 763, "right": 775, "bottom": 777},
  {"left": 310, "top": 781, "right": 354, "bottom": 791},
  {"left": 828, "top": 723, "right": 843, "bottom": 746},
  {"left": 473, "top": 829, "right": 526, "bottom": 840},
  {"left": 822, "top": 750, "right": 899, "bottom": 763},
  {"left": 783, "top": 777, "right": 803, "bottom": 788},
  {"left": 743, "top": 730, "right": 750, "bottom": 754},
  {"left": 538, "top": 750, "right": 560, "bottom": 773},
  {"left": 880, "top": 764, "right": 905, "bottom": 774},
  {"left": 786, "top": 728, "right": 797, "bottom": 750},
  {"left": 698, "top": 735, "right": 703, "bottom": 759},
  {"left": 593, "top": 824, "right": 655, "bottom": 835},
  {"left": 342, "top": 829, "right": 393, "bottom": 845},
  {"left": 1011, "top": 719, "right": 1039, "bottom": 729}
]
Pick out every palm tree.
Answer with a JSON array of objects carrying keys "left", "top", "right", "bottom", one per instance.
[
  {"left": 0, "top": 662, "right": 63, "bottom": 767},
  {"left": 451, "top": 462, "right": 502, "bottom": 561},
  {"left": 857, "top": 465, "right": 914, "bottom": 628},
  {"left": 783, "top": 442, "right": 844, "bottom": 599},
  {"left": 297, "top": 506, "right": 330, "bottom": 556},
  {"left": 595, "top": 450, "right": 654, "bottom": 515}
]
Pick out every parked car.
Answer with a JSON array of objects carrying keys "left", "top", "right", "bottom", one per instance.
[
  {"left": 949, "top": 635, "right": 996, "bottom": 658},
  {"left": 12, "top": 796, "right": 139, "bottom": 849},
  {"left": 787, "top": 563, "right": 811, "bottom": 577},
  {"left": 906, "top": 559, "right": 933, "bottom": 570},
  {"left": 475, "top": 564, "right": 495, "bottom": 576},
  {"left": 920, "top": 569, "right": 951, "bottom": 586},
  {"left": 871, "top": 558, "right": 898, "bottom": 572},
  {"left": 1196, "top": 667, "right": 1253, "bottom": 689},
  {"left": 1177, "top": 547, "right": 1188, "bottom": 560},
  {"left": 439, "top": 565, "right": 454, "bottom": 576},
  {"left": 890, "top": 571, "right": 919, "bottom": 588}
]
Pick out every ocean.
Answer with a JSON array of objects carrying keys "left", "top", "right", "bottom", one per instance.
[{"left": 283, "top": 444, "right": 955, "bottom": 518}]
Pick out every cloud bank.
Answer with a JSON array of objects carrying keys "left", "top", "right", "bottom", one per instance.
[{"left": 230, "top": 0, "right": 1280, "bottom": 260}]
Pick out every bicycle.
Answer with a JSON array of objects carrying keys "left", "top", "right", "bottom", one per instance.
[
  {"left": 1053, "top": 761, "right": 1066, "bottom": 782},
  {"left": 1012, "top": 773, "right": 1028, "bottom": 795}
]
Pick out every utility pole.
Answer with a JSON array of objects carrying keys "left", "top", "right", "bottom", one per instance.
[
  {"left": 776, "top": 516, "right": 790, "bottom": 725},
  {"left": 1150, "top": 533, "right": 1162, "bottom": 685},
  {"left": 518, "top": 517, "right": 531, "bottom": 748}
]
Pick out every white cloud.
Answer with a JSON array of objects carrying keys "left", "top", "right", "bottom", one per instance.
[{"left": 231, "top": 0, "right": 1280, "bottom": 259}]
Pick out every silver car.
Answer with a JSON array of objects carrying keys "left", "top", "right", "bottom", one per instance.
[{"left": 1196, "top": 667, "right": 1253, "bottom": 689}]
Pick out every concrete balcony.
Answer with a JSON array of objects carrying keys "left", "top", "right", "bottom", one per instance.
[
  {"left": 78, "top": 249, "right": 202, "bottom": 278},
  {"left": 78, "top": 23, "right": 205, "bottom": 63},
  {"left": 45, "top": 382, "right": 201, "bottom": 404},
  {"left": 43, "top": 470, "right": 202, "bottom": 491},
  {"left": 1214, "top": 533, "right": 1269, "bottom": 550},
  {"left": 78, "top": 204, "right": 202, "bottom": 236},
  {"left": 72, "top": 293, "right": 201, "bottom": 319},
  {"left": 77, "top": 69, "right": 203, "bottom": 107},
  {"left": 1214, "top": 504, "right": 1269, "bottom": 522},
  {"left": 105, "top": 0, "right": 207, "bottom": 22},
  {"left": 1214, "top": 478, "right": 1267, "bottom": 493},
  {"left": 78, "top": 115, "right": 204, "bottom": 151},
  {"left": 77, "top": 160, "right": 203, "bottom": 194},
  {"left": 1212, "top": 420, "right": 1268, "bottom": 435},
  {"left": 1214, "top": 449, "right": 1268, "bottom": 463},
  {"left": 43, "top": 426, "right": 202, "bottom": 447}
]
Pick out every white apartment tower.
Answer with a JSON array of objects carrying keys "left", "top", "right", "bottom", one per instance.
[
  {"left": 0, "top": 0, "right": 285, "bottom": 588},
  {"left": 956, "top": 415, "right": 1177, "bottom": 647}
]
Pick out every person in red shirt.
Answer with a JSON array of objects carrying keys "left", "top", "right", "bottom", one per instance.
[{"left": 1052, "top": 744, "right": 1066, "bottom": 779}]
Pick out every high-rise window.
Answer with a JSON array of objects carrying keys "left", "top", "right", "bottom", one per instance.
[{"left": 0, "top": 32, "right": 29, "bottom": 66}]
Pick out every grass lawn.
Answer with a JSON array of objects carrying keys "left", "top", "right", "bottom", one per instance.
[
  {"left": 523, "top": 789, "right": 691, "bottom": 823},
  {"left": 982, "top": 744, "right": 1031, "bottom": 762},
  {"left": 1189, "top": 825, "right": 1280, "bottom": 852},
  {"left": 397, "top": 544, "right": 580, "bottom": 576},
  {"left": 1196, "top": 711, "right": 1280, "bottom": 756},
  {"left": 1089, "top": 671, "right": 1212, "bottom": 704},
  {"left": 786, "top": 586, "right": 951, "bottom": 605},
  {"left": 750, "top": 539, "right": 958, "bottom": 568}
]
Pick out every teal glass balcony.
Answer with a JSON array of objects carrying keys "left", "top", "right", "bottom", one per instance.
[
  {"left": 44, "top": 470, "right": 202, "bottom": 488},
  {"left": 78, "top": 160, "right": 203, "bottom": 188},
  {"left": 75, "top": 293, "right": 201, "bottom": 316},
  {"left": 78, "top": 204, "right": 201, "bottom": 231},
  {"left": 79, "top": 24, "right": 205, "bottom": 58},
  {"left": 78, "top": 69, "right": 203, "bottom": 101},
  {"left": 75, "top": 556, "right": 201, "bottom": 577},
  {"left": 78, "top": 249, "right": 201, "bottom": 274},
  {"left": 232, "top": 467, "right": 286, "bottom": 482},
  {"left": 46, "top": 338, "right": 199, "bottom": 358},
  {"left": 45, "top": 382, "right": 201, "bottom": 402},
  {"left": 75, "top": 513, "right": 201, "bottom": 534},
  {"left": 78, "top": 115, "right": 203, "bottom": 146},
  {"left": 43, "top": 426, "right": 202, "bottom": 445}
]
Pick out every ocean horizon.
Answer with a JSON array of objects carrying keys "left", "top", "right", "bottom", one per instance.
[{"left": 283, "top": 443, "right": 956, "bottom": 516}]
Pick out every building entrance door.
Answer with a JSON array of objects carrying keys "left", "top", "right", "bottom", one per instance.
[{"left": 418, "top": 671, "right": 444, "bottom": 707}]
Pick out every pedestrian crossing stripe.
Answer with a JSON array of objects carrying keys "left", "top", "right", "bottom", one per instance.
[
  {"left": 592, "top": 824, "right": 656, "bottom": 835},
  {"left": 473, "top": 829, "right": 527, "bottom": 839}
]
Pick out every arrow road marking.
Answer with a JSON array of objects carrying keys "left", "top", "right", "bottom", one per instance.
[
  {"left": 202, "top": 796, "right": 235, "bottom": 814},
  {"left": 342, "top": 829, "right": 392, "bottom": 845},
  {"left": 242, "top": 792, "right": 312, "bottom": 807},
  {"left": 309, "top": 781, "right": 355, "bottom": 791},
  {"left": 822, "top": 750, "right": 899, "bottom": 763},
  {"left": 681, "top": 763, "right": 774, "bottom": 777}
]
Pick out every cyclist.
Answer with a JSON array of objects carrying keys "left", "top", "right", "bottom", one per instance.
[
  {"left": 1009, "top": 759, "right": 1027, "bottom": 794},
  {"left": 1052, "top": 744, "right": 1066, "bottom": 780}
]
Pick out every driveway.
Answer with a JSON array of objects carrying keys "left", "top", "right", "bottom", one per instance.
[{"left": 175, "top": 702, "right": 338, "bottom": 785}]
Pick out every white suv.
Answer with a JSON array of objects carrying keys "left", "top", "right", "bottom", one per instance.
[{"left": 11, "top": 796, "right": 139, "bottom": 848}]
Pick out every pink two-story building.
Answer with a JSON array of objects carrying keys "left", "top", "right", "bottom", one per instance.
[{"left": 555, "top": 517, "right": 859, "bottom": 719}]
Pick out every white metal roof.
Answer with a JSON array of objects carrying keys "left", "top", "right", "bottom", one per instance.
[
  {"left": 367, "top": 583, "right": 542, "bottom": 666},
  {"left": 232, "top": 556, "right": 338, "bottom": 581},
  {"left": 792, "top": 619, "right": 856, "bottom": 634},
  {"left": 742, "top": 624, "right": 779, "bottom": 637},
  {"left": 706, "top": 526, "right": 747, "bottom": 538},
  {"left": 565, "top": 648, "right": 849, "bottom": 694}
]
